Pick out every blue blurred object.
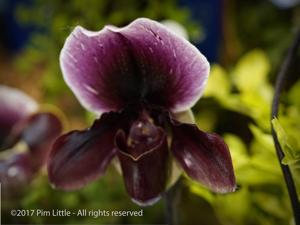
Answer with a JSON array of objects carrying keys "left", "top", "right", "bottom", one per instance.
[
  {"left": 0, "top": 0, "right": 33, "bottom": 52},
  {"left": 269, "top": 0, "right": 300, "bottom": 8},
  {"left": 179, "top": 0, "right": 222, "bottom": 62}
]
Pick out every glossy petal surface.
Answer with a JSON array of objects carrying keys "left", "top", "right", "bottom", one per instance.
[
  {"left": 115, "top": 116, "right": 169, "bottom": 205},
  {"left": 60, "top": 18, "right": 209, "bottom": 114},
  {"left": 48, "top": 112, "right": 121, "bottom": 190},
  {"left": 171, "top": 122, "right": 236, "bottom": 193}
]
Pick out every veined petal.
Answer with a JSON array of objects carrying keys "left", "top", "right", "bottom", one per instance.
[
  {"left": 115, "top": 121, "right": 169, "bottom": 206},
  {"left": 47, "top": 112, "right": 122, "bottom": 190},
  {"left": 111, "top": 18, "right": 209, "bottom": 112},
  {"left": 171, "top": 122, "right": 236, "bottom": 193},
  {"left": 60, "top": 25, "right": 141, "bottom": 114},
  {"left": 0, "top": 86, "right": 37, "bottom": 145},
  {"left": 60, "top": 18, "right": 209, "bottom": 114}
]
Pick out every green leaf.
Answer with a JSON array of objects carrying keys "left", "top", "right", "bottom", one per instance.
[
  {"left": 249, "top": 124, "right": 274, "bottom": 153},
  {"left": 272, "top": 118, "right": 300, "bottom": 165},
  {"left": 288, "top": 80, "right": 300, "bottom": 109},
  {"left": 214, "top": 187, "right": 251, "bottom": 225},
  {"left": 233, "top": 49, "right": 270, "bottom": 92},
  {"left": 224, "top": 134, "right": 280, "bottom": 185},
  {"left": 204, "top": 64, "right": 231, "bottom": 99},
  {"left": 202, "top": 51, "right": 273, "bottom": 130},
  {"left": 188, "top": 179, "right": 214, "bottom": 204},
  {"left": 252, "top": 192, "right": 288, "bottom": 219},
  {"left": 248, "top": 125, "right": 282, "bottom": 184},
  {"left": 224, "top": 134, "right": 248, "bottom": 169},
  {"left": 239, "top": 89, "right": 272, "bottom": 129}
]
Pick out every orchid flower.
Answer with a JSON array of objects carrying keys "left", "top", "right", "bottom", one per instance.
[
  {"left": 0, "top": 86, "right": 62, "bottom": 196},
  {"left": 48, "top": 18, "right": 236, "bottom": 206}
]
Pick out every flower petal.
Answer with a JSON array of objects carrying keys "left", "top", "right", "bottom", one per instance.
[
  {"left": 0, "top": 86, "right": 37, "bottom": 145},
  {"left": 48, "top": 112, "right": 122, "bottom": 190},
  {"left": 17, "top": 113, "right": 62, "bottom": 149},
  {"left": 60, "top": 18, "right": 209, "bottom": 114},
  {"left": 60, "top": 25, "right": 141, "bottom": 114},
  {"left": 112, "top": 18, "right": 210, "bottom": 112},
  {"left": 173, "top": 109, "right": 195, "bottom": 124},
  {"left": 115, "top": 127, "right": 169, "bottom": 206},
  {"left": 171, "top": 122, "right": 236, "bottom": 193},
  {"left": 12, "top": 113, "right": 63, "bottom": 169}
]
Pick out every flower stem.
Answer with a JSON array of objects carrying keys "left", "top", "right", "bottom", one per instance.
[
  {"left": 271, "top": 29, "right": 300, "bottom": 224},
  {"left": 164, "top": 178, "right": 182, "bottom": 225}
]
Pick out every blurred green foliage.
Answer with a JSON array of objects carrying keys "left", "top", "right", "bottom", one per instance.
[
  {"left": 235, "top": 0, "right": 299, "bottom": 71},
  {"left": 204, "top": 49, "right": 273, "bottom": 130},
  {"left": 190, "top": 49, "right": 300, "bottom": 225}
]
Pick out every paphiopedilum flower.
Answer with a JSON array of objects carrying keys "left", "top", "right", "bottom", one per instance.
[
  {"left": 0, "top": 86, "right": 62, "bottom": 196},
  {"left": 48, "top": 18, "right": 236, "bottom": 206}
]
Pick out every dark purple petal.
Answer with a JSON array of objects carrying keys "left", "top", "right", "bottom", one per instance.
[
  {"left": 0, "top": 86, "right": 37, "bottom": 145},
  {"left": 114, "top": 18, "right": 209, "bottom": 112},
  {"left": 47, "top": 112, "right": 122, "bottom": 190},
  {"left": 60, "top": 18, "right": 209, "bottom": 114},
  {"left": 17, "top": 113, "right": 62, "bottom": 149},
  {"left": 122, "top": 111, "right": 165, "bottom": 158},
  {"left": 171, "top": 122, "right": 236, "bottom": 193},
  {"left": 60, "top": 26, "right": 140, "bottom": 114},
  {"left": 115, "top": 115, "right": 169, "bottom": 206},
  {"left": 12, "top": 113, "right": 63, "bottom": 170}
]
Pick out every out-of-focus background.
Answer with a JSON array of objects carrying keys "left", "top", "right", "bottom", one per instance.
[{"left": 1, "top": 0, "right": 300, "bottom": 224}]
